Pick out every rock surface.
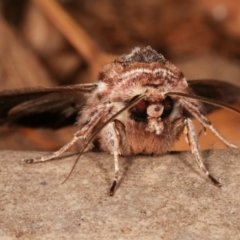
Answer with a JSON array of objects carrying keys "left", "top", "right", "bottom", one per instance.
[{"left": 0, "top": 149, "right": 240, "bottom": 239}]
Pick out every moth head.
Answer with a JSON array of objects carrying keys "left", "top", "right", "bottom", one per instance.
[
  {"left": 128, "top": 94, "right": 183, "bottom": 135},
  {"left": 129, "top": 96, "right": 173, "bottom": 121}
]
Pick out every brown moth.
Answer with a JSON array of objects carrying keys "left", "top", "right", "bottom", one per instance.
[{"left": 0, "top": 46, "right": 240, "bottom": 195}]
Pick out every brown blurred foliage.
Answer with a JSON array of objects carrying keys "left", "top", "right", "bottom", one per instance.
[{"left": 2, "top": 0, "right": 240, "bottom": 85}]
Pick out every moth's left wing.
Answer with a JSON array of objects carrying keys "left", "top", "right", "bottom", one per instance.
[{"left": 0, "top": 83, "right": 98, "bottom": 128}]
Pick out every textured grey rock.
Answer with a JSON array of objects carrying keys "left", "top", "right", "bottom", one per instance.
[{"left": 0, "top": 149, "right": 240, "bottom": 239}]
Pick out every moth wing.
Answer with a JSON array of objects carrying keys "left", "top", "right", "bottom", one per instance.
[
  {"left": 187, "top": 79, "right": 240, "bottom": 114},
  {"left": 0, "top": 83, "right": 97, "bottom": 128}
]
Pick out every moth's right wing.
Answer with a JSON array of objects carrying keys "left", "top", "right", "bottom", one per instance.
[
  {"left": 188, "top": 79, "right": 240, "bottom": 114},
  {"left": 0, "top": 83, "right": 98, "bottom": 128}
]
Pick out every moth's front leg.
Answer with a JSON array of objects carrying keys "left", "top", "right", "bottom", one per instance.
[
  {"left": 184, "top": 118, "right": 221, "bottom": 187},
  {"left": 103, "top": 121, "right": 121, "bottom": 196},
  {"left": 23, "top": 108, "right": 105, "bottom": 163},
  {"left": 23, "top": 131, "right": 85, "bottom": 163}
]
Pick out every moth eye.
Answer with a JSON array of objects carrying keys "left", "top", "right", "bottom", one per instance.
[
  {"left": 134, "top": 99, "right": 147, "bottom": 112},
  {"left": 129, "top": 99, "right": 148, "bottom": 122},
  {"left": 161, "top": 96, "right": 173, "bottom": 118}
]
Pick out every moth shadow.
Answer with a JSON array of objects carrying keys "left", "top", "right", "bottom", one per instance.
[
  {"left": 170, "top": 150, "right": 214, "bottom": 181},
  {"left": 87, "top": 152, "right": 115, "bottom": 186},
  {"left": 117, "top": 156, "right": 136, "bottom": 190}
]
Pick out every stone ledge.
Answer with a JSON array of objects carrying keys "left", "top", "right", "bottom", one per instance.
[{"left": 0, "top": 149, "right": 240, "bottom": 239}]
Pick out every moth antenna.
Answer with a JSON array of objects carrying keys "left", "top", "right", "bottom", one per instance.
[
  {"left": 166, "top": 92, "right": 240, "bottom": 116},
  {"left": 62, "top": 94, "right": 146, "bottom": 184}
]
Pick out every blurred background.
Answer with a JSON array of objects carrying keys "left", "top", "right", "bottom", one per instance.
[{"left": 0, "top": 0, "right": 240, "bottom": 152}]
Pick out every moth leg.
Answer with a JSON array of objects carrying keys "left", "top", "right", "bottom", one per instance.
[
  {"left": 198, "top": 125, "right": 206, "bottom": 138},
  {"left": 207, "top": 125, "right": 238, "bottom": 148},
  {"left": 181, "top": 100, "right": 238, "bottom": 148},
  {"left": 23, "top": 131, "right": 86, "bottom": 163},
  {"left": 108, "top": 121, "right": 121, "bottom": 196},
  {"left": 23, "top": 108, "right": 105, "bottom": 163},
  {"left": 184, "top": 118, "right": 221, "bottom": 187}
]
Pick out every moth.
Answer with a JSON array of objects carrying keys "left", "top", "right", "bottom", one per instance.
[{"left": 0, "top": 46, "right": 240, "bottom": 195}]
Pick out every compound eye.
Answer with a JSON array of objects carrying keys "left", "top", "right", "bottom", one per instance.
[
  {"left": 129, "top": 99, "right": 148, "bottom": 122},
  {"left": 134, "top": 99, "right": 147, "bottom": 112},
  {"left": 161, "top": 96, "right": 173, "bottom": 118}
]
